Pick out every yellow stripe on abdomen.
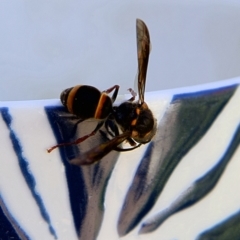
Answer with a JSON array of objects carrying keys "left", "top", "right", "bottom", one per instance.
[{"left": 94, "top": 93, "right": 108, "bottom": 119}]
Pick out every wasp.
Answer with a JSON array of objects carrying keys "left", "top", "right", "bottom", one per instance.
[{"left": 47, "top": 19, "right": 157, "bottom": 165}]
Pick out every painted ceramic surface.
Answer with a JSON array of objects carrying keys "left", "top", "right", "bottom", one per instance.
[{"left": 0, "top": 78, "right": 240, "bottom": 240}]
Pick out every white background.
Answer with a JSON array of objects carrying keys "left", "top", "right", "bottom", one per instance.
[{"left": 1, "top": 0, "right": 240, "bottom": 100}]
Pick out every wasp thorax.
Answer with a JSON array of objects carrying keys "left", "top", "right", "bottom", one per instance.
[
  {"left": 60, "top": 87, "right": 72, "bottom": 106},
  {"left": 114, "top": 102, "right": 138, "bottom": 130}
]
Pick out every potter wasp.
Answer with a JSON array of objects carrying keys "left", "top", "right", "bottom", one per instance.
[{"left": 48, "top": 19, "right": 157, "bottom": 165}]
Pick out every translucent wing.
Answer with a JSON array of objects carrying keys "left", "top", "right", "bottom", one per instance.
[
  {"left": 69, "top": 131, "right": 131, "bottom": 165},
  {"left": 136, "top": 19, "right": 151, "bottom": 104}
]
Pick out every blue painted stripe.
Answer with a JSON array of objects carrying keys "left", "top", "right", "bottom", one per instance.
[
  {"left": 0, "top": 107, "right": 57, "bottom": 239},
  {"left": 45, "top": 106, "right": 87, "bottom": 236},
  {"left": 171, "top": 84, "right": 238, "bottom": 102},
  {"left": 0, "top": 194, "right": 30, "bottom": 240}
]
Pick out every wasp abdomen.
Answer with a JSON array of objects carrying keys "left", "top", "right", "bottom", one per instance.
[{"left": 61, "top": 85, "right": 112, "bottom": 120}]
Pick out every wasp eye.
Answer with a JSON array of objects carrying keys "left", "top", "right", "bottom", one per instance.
[{"left": 60, "top": 88, "right": 72, "bottom": 106}]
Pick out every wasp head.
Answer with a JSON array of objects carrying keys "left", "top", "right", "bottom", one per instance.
[
  {"left": 131, "top": 102, "right": 157, "bottom": 143},
  {"left": 114, "top": 101, "right": 157, "bottom": 144}
]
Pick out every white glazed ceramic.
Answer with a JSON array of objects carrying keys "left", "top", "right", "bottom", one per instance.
[{"left": 0, "top": 78, "right": 240, "bottom": 240}]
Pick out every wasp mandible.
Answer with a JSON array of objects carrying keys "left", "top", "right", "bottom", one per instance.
[{"left": 48, "top": 19, "right": 157, "bottom": 165}]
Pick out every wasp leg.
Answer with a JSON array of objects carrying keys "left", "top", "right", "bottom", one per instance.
[
  {"left": 127, "top": 88, "right": 137, "bottom": 101},
  {"left": 99, "top": 129, "right": 111, "bottom": 141},
  {"left": 98, "top": 128, "right": 141, "bottom": 152},
  {"left": 104, "top": 119, "right": 119, "bottom": 138},
  {"left": 104, "top": 121, "right": 136, "bottom": 145},
  {"left": 114, "top": 143, "right": 142, "bottom": 152},
  {"left": 47, "top": 121, "right": 104, "bottom": 153},
  {"left": 126, "top": 137, "right": 136, "bottom": 146},
  {"left": 103, "top": 85, "right": 119, "bottom": 103}
]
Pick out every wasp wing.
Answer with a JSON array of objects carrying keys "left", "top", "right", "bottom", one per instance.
[
  {"left": 136, "top": 18, "right": 151, "bottom": 104},
  {"left": 69, "top": 131, "right": 131, "bottom": 165}
]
